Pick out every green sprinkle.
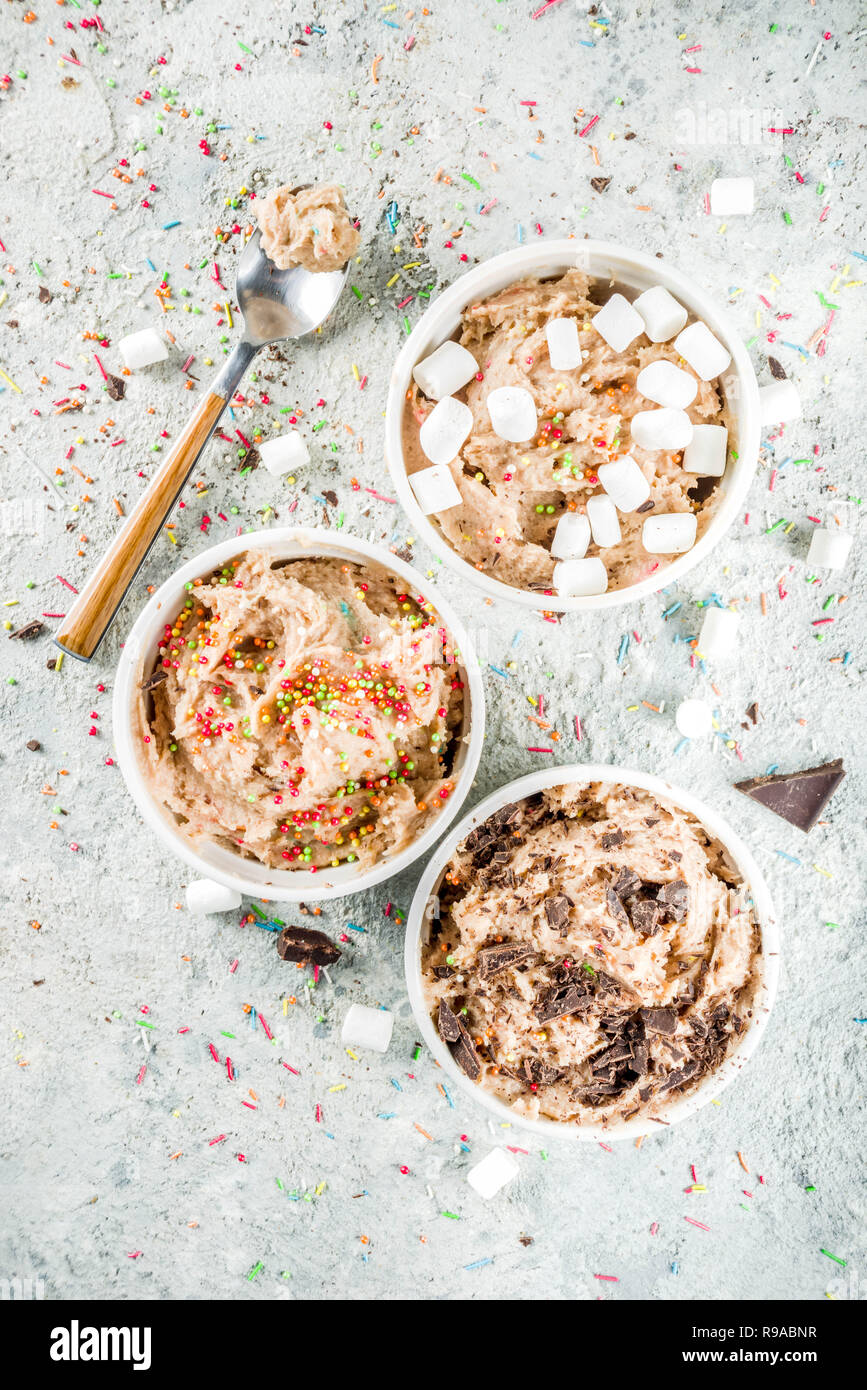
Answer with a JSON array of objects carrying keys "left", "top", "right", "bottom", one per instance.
[
  {"left": 782, "top": 210, "right": 792, "bottom": 225},
  {"left": 461, "top": 173, "right": 481, "bottom": 189},
  {"left": 820, "top": 1249, "right": 846, "bottom": 1266},
  {"left": 135, "top": 1020, "right": 155, "bottom": 1029},
  {"left": 247, "top": 1261, "right": 264, "bottom": 1280},
  {"left": 350, "top": 285, "right": 363, "bottom": 300},
  {"left": 441, "top": 1211, "right": 460, "bottom": 1220}
]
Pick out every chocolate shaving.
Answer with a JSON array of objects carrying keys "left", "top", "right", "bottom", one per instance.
[
  {"left": 635, "top": 498, "right": 655, "bottom": 513},
  {"left": 535, "top": 983, "right": 592, "bottom": 1024},
  {"left": 734, "top": 758, "right": 845, "bottom": 833},
  {"left": 38, "top": 286, "right": 52, "bottom": 304},
  {"left": 639, "top": 1007, "right": 677, "bottom": 1035},
  {"left": 544, "top": 894, "right": 570, "bottom": 928},
  {"left": 627, "top": 898, "right": 661, "bottom": 935},
  {"left": 477, "top": 942, "right": 535, "bottom": 977},
  {"left": 656, "top": 879, "right": 689, "bottom": 922},
  {"left": 600, "top": 830, "right": 624, "bottom": 850},
  {"left": 276, "top": 925, "right": 341, "bottom": 967},
  {"left": 139, "top": 667, "right": 169, "bottom": 691},
  {"left": 610, "top": 866, "right": 641, "bottom": 898},
  {"left": 437, "top": 1000, "right": 462, "bottom": 1044}
]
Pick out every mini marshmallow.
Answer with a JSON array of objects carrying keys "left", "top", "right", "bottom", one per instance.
[
  {"left": 466, "top": 1147, "right": 520, "bottom": 1200},
  {"left": 409, "top": 463, "right": 463, "bottom": 514},
  {"left": 674, "top": 322, "right": 731, "bottom": 381},
  {"left": 806, "top": 527, "right": 854, "bottom": 571},
  {"left": 553, "top": 556, "right": 608, "bottom": 597},
  {"left": 697, "top": 606, "right": 740, "bottom": 660},
  {"left": 636, "top": 359, "right": 697, "bottom": 410},
  {"left": 758, "top": 380, "right": 802, "bottom": 425},
  {"left": 550, "top": 511, "right": 591, "bottom": 560},
  {"left": 631, "top": 408, "right": 694, "bottom": 452},
  {"left": 118, "top": 328, "right": 169, "bottom": 370},
  {"left": 419, "top": 396, "right": 473, "bottom": 465},
  {"left": 592, "top": 293, "right": 645, "bottom": 352},
  {"left": 642, "top": 512, "right": 697, "bottom": 554},
  {"left": 676, "top": 698, "right": 714, "bottom": 738},
  {"left": 633, "top": 286, "right": 688, "bottom": 343},
  {"left": 683, "top": 424, "right": 728, "bottom": 477},
  {"left": 412, "top": 340, "right": 478, "bottom": 401},
  {"left": 258, "top": 431, "right": 309, "bottom": 477},
  {"left": 545, "top": 316, "right": 582, "bottom": 370},
  {"left": 341, "top": 1003, "right": 394, "bottom": 1054},
  {"left": 597, "top": 455, "right": 650, "bottom": 512},
  {"left": 710, "top": 177, "right": 755, "bottom": 216},
  {"left": 486, "top": 385, "right": 537, "bottom": 443},
  {"left": 185, "top": 879, "right": 243, "bottom": 915},
  {"left": 586, "top": 493, "right": 622, "bottom": 548}
]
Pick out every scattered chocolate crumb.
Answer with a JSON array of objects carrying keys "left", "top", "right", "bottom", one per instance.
[
  {"left": 590, "top": 176, "right": 611, "bottom": 193},
  {"left": 38, "top": 286, "right": 52, "bottom": 304},
  {"left": 139, "top": 668, "right": 169, "bottom": 691},
  {"left": 9, "top": 620, "right": 44, "bottom": 641},
  {"left": 26, "top": 739, "right": 41, "bottom": 751},
  {"left": 768, "top": 356, "right": 787, "bottom": 380},
  {"left": 477, "top": 942, "right": 535, "bottom": 977},
  {"left": 105, "top": 373, "right": 126, "bottom": 401},
  {"left": 276, "top": 925, "right": 341, "bottom": 967}
]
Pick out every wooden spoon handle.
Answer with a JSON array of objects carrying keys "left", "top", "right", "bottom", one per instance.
[{"left": 55, "top": 388, "right": 228, "bottom": 662}]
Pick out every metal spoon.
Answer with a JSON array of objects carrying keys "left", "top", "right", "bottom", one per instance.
[{"left": 55, "top": 221, "right": 349, "bottom": 661}]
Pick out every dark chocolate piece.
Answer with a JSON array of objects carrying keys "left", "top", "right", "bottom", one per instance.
[
  {"left": 734, "top": 758, "right": 845, "bottom": 832},
  {"left": 26, "top": 739, "right": 41, "bottom": 751},
  {"left": 610, "top": 866, "right": 641, "bottom": 898},
  {"left": 105, "top": 372, "right": 126, "bottom": 401},
  {"left": 437, "top": 999, "right": 462, "bottom": 1044},
  {"left": 544, "top": 895, "right": 570, "bottom": 929},
  {"left": 635, "top": 498, "right": 655, "bottom": 513},
  {"left": 276, "top": 925, "right": 341, "bottom": 966},
  {"left": 768, "top": 356, "right": 787, "bottom": 379},
  {"left": 605, "top": 886, "right": 629, "bottom": 924},
  {"left": 639, "top": 1007, "right": 677, "bottom": 1035},
  {"left": 600, "top": 830, "right": 624, "bottom": 850},
  {"left": 590, "top": 176, "right": 611, "bottom": 193},
  {"left": 656, "top": 879, "right": 689, "bottom": 922},
  {"left": 477, "top": 942, "right": 534, "bottom": 977},
  {"left": 628, "top": 898, "right": 661, "bottom": 935},
  {"left": 535, "top": 984, "right": 592, "bottom": 1023},
  {"left": 8, "top": 620, "right": 43, "bottom": 640},
  {"left": 140, "top": 667, "right": 169, "bottom": 691}
]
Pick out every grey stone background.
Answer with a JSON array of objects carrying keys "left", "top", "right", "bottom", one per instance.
[{"left": 0, "top": 0, "right": 863, "bottom": 1302}]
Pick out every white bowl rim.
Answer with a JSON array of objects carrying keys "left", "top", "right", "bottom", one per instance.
[
  {"left": 111, "top": 526, "right": 486, "bottom": 903},
  {"left": 405, "top": 762, "right": 780, "bottom": 1142},
  {"left": 386, "top": 238, "right": 760, "bottom": 613}
]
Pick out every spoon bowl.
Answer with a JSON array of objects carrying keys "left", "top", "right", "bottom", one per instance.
[{"left": 235, "top": 229, "right": 349, "bottom": 345}]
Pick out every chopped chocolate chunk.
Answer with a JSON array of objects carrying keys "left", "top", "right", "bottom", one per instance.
[
  {"left": 432, "top": 965, "right": 454, "bottom": 980},
  {"left": 639, "top": 1007, "right": 677, "bottom": 1036},
  {"left": 590, "top": 176, "right": 611, "bottom": 193},
  {"left": 38, "top": 286, "right": 52, "bottom": 304},
  {"left": 746, "top": 701, "right": 759, "bottom": 725},
  {"left": 451, "top": 1026, "right": 482, "bottom": 1081},
  {"left": 477, "top": 942, "right": 535, "bottom": 977},
  {"left": 657, "top": 879, "right": 689, "bottom": 922},
  {"left": 734, "top": 758, "right": 845, "bottom": 833},
  {"left": 660, "top": 1059, "right": 699, "bottom": 1091},
  {"left": 544, "top": 894, "right": 570, "bottom": 929},
  {"left": 600, "top": 830, "right": 624, "bottom": 850},
  {"left": 105, "top": 372, "right": 126, "bottom": 401},
  {"left": 535, "top": 984, "right": 592, "bottom": 1024},
  {"left": 139, "top": 667, "right": 169, "bottom": 691},
  {"left": 768, "top": 355, "right": 787, "bottom": 380},
  {"left": 26, "top": 739, "right": 41, "bottom": 751},
  {"left": 8, "top": 620, "right": 43, "bottom": 641},
  {"left": 276, "top": 925, "right": 341, "bottom": 966},
  {"left": 518, "top": 1235, "right": 534, "bottom": 1247},
  {"left": 437, "top": 999, "right": 462, "bottom": 1044},
  {"left": 610, "top": 865, "right": 641, "bottom": 898},
  {"left": 605, "top": 886, "right": 629, "bottom": 924},
  {"left": 627, "top": 898, "right": 661, "bottom": 935},
  {"left": 521, "top": 1056, "right": 562, "bottom": 1087},
  {"left": 635, "top": 498, "right": 655, "bottom": 513}
]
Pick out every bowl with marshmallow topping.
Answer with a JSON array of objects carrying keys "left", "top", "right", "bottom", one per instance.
[
  {"left": 386, "top": 242, "right": 760, "bottom": 611},
  {"left": 406, "top": 764, "right": 779, "bottom": 1140}
]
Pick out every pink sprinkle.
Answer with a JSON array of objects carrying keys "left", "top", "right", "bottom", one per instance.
[
  {"left": 42, "top": 612, "right": 65, "bottom": 618},
  {"left": 685, "top": 67, "right": 703, "bottom": 74},
  {"left": 358, "top": 375, "right": 368, "bottom": 390},
  {"left": 520, "top": 100, "right": 538, "bottom": 107},
  {"left": 812, "top": 618, "right": 834, "bottom": 625},
  {"left": 527, "top": 746, "right": 552, "bottom": 753},
  {"left": 208, "top": 1044, "right": 220, "bottom": 1063},
  {"left": 177, "top": 1027, "right": 190, "bottom": 1034},
  {"left": 819, "top": 205, "right": 830, "bottom": 223},
  {"left": 315, "top": 1104, "right": 323, "bottom": 1123},
  {"left": 573, "top": 716, "right": 582, "bottom": 742},
  {"left": 226, "top": 1057, "right": 234, "bottom": 1081},
  {"left": 685, "top": 1216, "right": 711, "bottom": 1231},
  {"left": 91, "top": 188, "right": 113, "bottom": 198},
  {"left": 364, "top": 488, "right": 397, "bottom": 503},
  {"left": 806, "top": 516, "right": 821, "bottom": 523},
  {"left": 532, "top": 0, "right": 567, "bottom": 17},
  {"left": 690, "top": 1164, "right": 697, "bottom": 1182},
  {"left": 650, "top": 1222, "right": 659, "bottom": 1235},
  {"left": 229, "top": 958, "right": 239, "bottom": 974},
  {"left": 578, "top": 114, "right": 599, "bottom": 138},
  {"left": 235, "top": 429, "right": 251, "bottom": 448},
  {"left": 93, "top": 354, "right": 108, "bottom": 380},
  {"left": 506, "top": 1145, "right": 529, "bottom": 1154},
  {"left": 127, "top": 1251, "right": 142, "bottom": 1259},
  {"left": 594, "top": 1274, "right": 619, "bottom": 1282},
  {"left": 135, "top": 1065, "right": 146, "bottom": 1085},
  {"left": 242, "top": 1101, "right": 257, "bottom": 1110},
  {"left": 181, "top": 355, "right": 195, "bottom": 373},
  {"left": 396, "top": 295, "right": 414, "bottom": 310},
  {"left": 288, "top": 498, "right": 299, "bottom": 513},
  {"left": 598, "top": 1142, "right": 613, "bottom": 1153},
  {"left": 684, "top": 43, "right": 702, "bottom": 52},
  {"left": 208, "top": 1135, "right": 226, "bottom": 1146},
  {"left": 56, "top": 574, "right": 79, "bottom": 593},
  {"left": 768, "top": 469, "right": 777, "bottom": 491},
  {"left": 258, "top": 1013, "right": 273, "bottom": 1041},
  {"left": 404, "top": 35, "right": 415, "bottom": 50},
  {"left": 281, "top": 1061, "right": 300, "bottom": 1075}
]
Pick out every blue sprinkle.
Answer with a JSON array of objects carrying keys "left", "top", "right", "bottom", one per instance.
[
  {"left": 673, "top": 738, "right": 689, "bottom": 756},
  {"left": 145, "top": 258, "right": 156, "bottom": 272},
  {"left": 662, "top": 602, "right": 682, "bottom": 620},
  {"left": 843, "top": 651, "right": 852, "bottom": 665},
  {"left": 528, "top": 151, "right": 542, "bottom": 160},
  {"left": 616, "top": 633, "right": 629, "bottom": 665},
  {"left": 511, "top": 630, "right": 523, "bottom": 647},
  {"left": 441, "top": 1083, "right": 455, "bottom": 1109},
  {"left": 671, "top": 1261, "right": 679, "bottom": 1275},
  {"left": 516, "top": 223, "right": 525, "bottom": 243},
  {"left": 852, "top": 251, "right": 867, "bottom": 262},
  {"left": 390, "top": 1078, "right": 403, "bottom": 1092},
  {"left": 464, "top": 1258, "right": 494, "bottom": 1270},
  {"left": 378, "top": 1112, "right": 397, "bottom": 1119},
  {"left": 488, "top": 664, "right": 510, "bottom": 679},
  {"left": 346, "top": 922, "right": 367, "bottom": 933},
  {"left": 162, "top": 221, "right": 181, "bottom": 230},
  {"left": 779, "top": 340, "right": 809, "bottom": 359},
  {"left": 775, "top": 850, "right": 801, "bottom": 865},
  {"left": 764, "top": 763, "right": 780, "bottom": 775}
]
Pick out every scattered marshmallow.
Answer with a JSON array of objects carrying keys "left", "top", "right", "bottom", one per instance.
[
  {"left": 592, "top": 293, "right": 645, "bottom": 352},
  {"left": 185, "top": 879, "right": 242, "bottom": 915},
  {"left": 636, "top": 359, "right": 697, "bottom": 410},
  {"left": 806, "top": 527, "right": 854, "bottom": 571},
  {"left": 676, "top": 698, "right": 714, "bottom": 739},
  {"left": 467, "top": 1147, "right": 520, "bottom": 1200},
  {"left": 419, "top": 396, "right": 473, "bottom": 466},
  {"left": 553, "top": 556, "right": 608, "bottom": 597},
  {"left": 642, "top": 512, "right": 697, "bottom": 554},
  {"left": 412, "top": 340, "right": 478, "bottom": 401},
  {"left": 258, "top": 431, "right": 309, "bottom": 477},
  {"left": 683, "top": 424, "right": 728, "bottom": 477},
  {"left": 409, "top": 463, "right": 463, "bottom": 514},
  {"left": 486, "top": 385, "right": 537, "bottom": 443},
  {"left": 758, "top": 380, "right": 802, "bottom": 425},
  {"left": 633, "top": 286, "right": 688, "bottom": 343},
  {"left": 597, "top": 455, "right": 650, "bottom": 512},
  {"left": 674, "top": 322, "right": 731, "bottom": 381},
  {"left": 710, "top": 177, "right": 755, "bottom": 216},
  {"left": 697, "top": 606, "right": 740, "bottom": 660},
  {"left": 545, "top": 316, "right": 582, "bottom": 370},
  {"left": 586, "top": 493, "right": 622, "bottom": 548},
  {"left": 118, "top": 328, "right": 169, "bottom": 370},
  {"left": 631, "top": 407, "right": 694, "bottom": 452},
  {"left": 341, "top": 1003, "right": 394, "bottom": 1054},
  {"left": 550, "top": 511, "right": 591, "bottom": 560}
]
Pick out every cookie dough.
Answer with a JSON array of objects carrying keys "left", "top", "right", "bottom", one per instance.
[
  {"left": 423, "top": 781, "right": 762, "bottom": 1126},
  {"left": 136, "top": 552, "right": 465, "bottom": 871},
  {"left": 403, "top": 269, "right": 728, "bottom": 593},
  {"left": 256, "top": 183, "right": 359, "bottom": 272}
]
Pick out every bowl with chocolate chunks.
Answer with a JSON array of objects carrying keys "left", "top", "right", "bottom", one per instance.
[{"left": 407, "top": 764, "right": 778, "bottom": 1139}]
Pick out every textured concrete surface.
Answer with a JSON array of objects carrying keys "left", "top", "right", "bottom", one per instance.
[{"left": 0, "top": 0, "right": 864, "bottom": 1302}]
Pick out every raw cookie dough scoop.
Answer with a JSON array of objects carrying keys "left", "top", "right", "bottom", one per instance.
[{"left": 55, "top": 189, "right": 352, "bottom": 661}]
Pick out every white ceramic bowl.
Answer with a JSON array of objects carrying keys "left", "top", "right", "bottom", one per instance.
[
  {"left": 406, "top": 764, "right": 779, "bottom": 1141},
  {"left": 112, "top": 527, "right": 485, "bottom": 903},
  {"left": 386, "top": 240, "right": 760, "bottom": 612}
]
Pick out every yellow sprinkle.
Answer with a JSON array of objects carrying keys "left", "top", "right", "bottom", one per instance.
[
  {"left": 768, "top": 273, "right": 781, "bottom": 287},
  {"left": 3, "top": 600, "right": 19, "bottom": 607},
  {"left": 167, "top": 529, "right": 177, "bottom": 544},
  {"left": 0, "top": 367, "right": 22, "bottom": 393},
  {"left": 54, "top": 653, "right": 64, "bottom": 673},
  {"left": 813, "top": 864, "right": 832, "bottom": 878},
  {"left": 345, "top": 1046, "right": 359, "bottom": 1060},
  {"left": 352, "top": 363, "right": 360, "bottom": 380},
  {"left": 783, "top": 521, "right": 796, "bottom": 534},
  {"left": 328, "top": 1083, "right": 347, "bottom": 1093},
  {"left": 282, "top": 998, "right": 288, "bottom": 1016},
  {"left": 386, "top": 273, "right": 400, "bottom": 288},
  {"left": 314, "top": 1181, "right": 327, "bottom": 1195},
  {"left": 402, "top": 262, "right": 421, "bottom": 270},
  {"left": 626, "top": 704, "right": 639, "bottom": 712}
]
